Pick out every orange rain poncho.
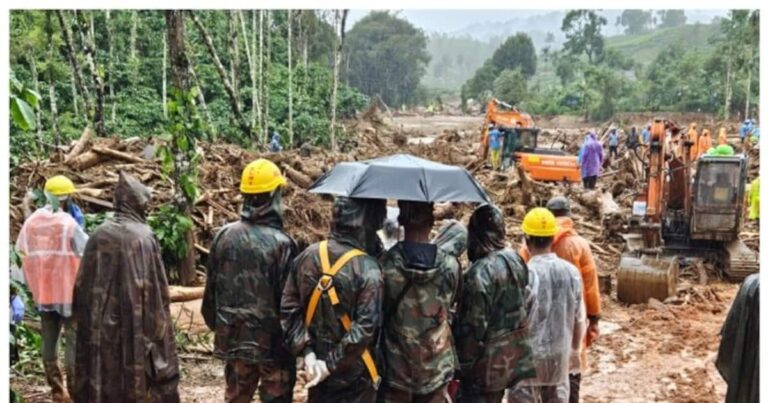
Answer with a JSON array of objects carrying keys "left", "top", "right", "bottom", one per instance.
[
  {"left": 697, "top": 129, "right": 714, "bottom": 159},
  {"left": 518, "top": 216, "right": 601, "bottom": 372},
  {"left": 15, "top": 207, "right": 84, "bottom": 316},
  {"left": 688, "top": 124, "right": 699, "bottom": 161},
  {"left": 719, "top": 128, "right": 729, "bottom": 145}
]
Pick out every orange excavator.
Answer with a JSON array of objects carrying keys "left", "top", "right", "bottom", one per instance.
[
  {"left": 480, "top": 99, "right": 581, "bottom": 182},
  {"left": 617, "top": 118, "right": 758, "bottom": 304}
]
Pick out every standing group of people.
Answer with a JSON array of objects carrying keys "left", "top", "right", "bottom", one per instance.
[{"left": 15, "top": 158, "right": 604, "bottom": 403}]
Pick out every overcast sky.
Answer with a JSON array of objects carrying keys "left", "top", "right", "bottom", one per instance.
[{"left": 346, "top": 9, "right": 729, "bottom": 35}]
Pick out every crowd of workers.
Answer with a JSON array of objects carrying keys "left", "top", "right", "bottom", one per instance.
[{"left": 10, "top": 117, "right": 760, "bottom": 403}]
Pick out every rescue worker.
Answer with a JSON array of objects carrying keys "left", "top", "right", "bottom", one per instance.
[
  {"left": 270, "top": 131, "right": 283, "bottom": 152},
  {"left": 578, "top": 131, "right": 603, "bottom": 189},
  {"left": 202, "top": 159, "right": 297, "bottom": 403},
  {"left": 716, "top": 273, "right": 759, "bottom": 403},
  {"left": 519, "top": 196, "right": 601, "bottom": 403},
  {"left": 748, "top": 177, "right": 759, "bottom": 225},
  {"left": 454, "top": 204, "right": 536, "bottom": 402},
  {"left": 687, "top": 123, "right": 699, "bottom": 161},
  {"left": 627, "top": 126, "right": 639, "bottom": 150},
  {"left": 739, "top": 120, "right": 753, "bottom": 144},
  {"left": 608, "top": 129, "right": 619, "bottom": 160},
  {"left": 73, "top": 172, "right": 180, "bottom": 402},
  {"left": 15, "top": 175, "right": 88, "bottom": 403},
  {"left": 488, "top": 124, "right": 504, "bottom": 171},
  {"left": 697, "top": 129, "right": 713, "bottom": 159},
  {"left": 718, "top": 127, "right": 729, "bottom": 145},
  {"left": 641, "top": 125, "right": 651, "bottom": 145},
  {"left": 379, "top": 201, "right": 461, "bottom": 402},
  {"left": 281, "top": 197, "right": 386, "bottom": 402},
  {"left": 509, "top": 208, "right": 585, "bottom": 403},
  {"left": 432, "top": 219, "right": 468, "bottom": 259}
]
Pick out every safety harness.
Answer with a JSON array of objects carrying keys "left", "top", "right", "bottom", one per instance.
[{"left": 304, "top": 240, "right": 381, "bottom": 388}]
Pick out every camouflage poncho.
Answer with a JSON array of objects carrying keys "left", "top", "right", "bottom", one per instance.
[{"left": 73, "top": 172, "right": 180, "bottom": 402}]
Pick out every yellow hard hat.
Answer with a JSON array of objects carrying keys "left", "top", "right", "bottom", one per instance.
[
  {"left": 44, "top": 175, "right": 77, "bottom": 196},
  {"left": 239, "top": 159, "right": 286, "bottom": 194},
  {"left": 521, "top": 207, "right": 558, "bottom": 237}
]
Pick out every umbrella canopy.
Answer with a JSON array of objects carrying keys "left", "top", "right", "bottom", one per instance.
[{"left": 308, "top": 154, "right": 490, "bottom": 203}]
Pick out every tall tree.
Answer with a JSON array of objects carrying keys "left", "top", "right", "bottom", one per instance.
[
  {"left": 190, "top": 11, "right": 251, "bottom": 139},
  {"left": 164, "top": 10, "right": 199, "bottom": 286},
  {"left": 658, "top": 10, "right": 687, "bottom": 28},
  {"left": 44, "top": 12, "right": 61, "bottom": 144},
  {"left": 490, "top": 33, "right": 537, "bottom": 77},
  {"left": 56, "top": 10, "right": 91, "bottom": 120},
  {"left": 287, "top": 10, "right": 294, "bottom": 147},
  {"left": 329, "top": 10, "right": 348, "bottom": 152},
  {"left": 74, "top": 10, "right": 106, "bottom": 137},
  {"left": 619, "top": 10, "right": 652, "bottom": 35},
  {"left": 562, "top": 9, "right": 607, "bottom": 64},
  {"left": 106, "top": 10, "right": 116, "bottom": 124}
]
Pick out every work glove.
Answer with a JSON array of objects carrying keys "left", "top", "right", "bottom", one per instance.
[{"left": 305, "top": 358, "right": 330, "bottom": 389}]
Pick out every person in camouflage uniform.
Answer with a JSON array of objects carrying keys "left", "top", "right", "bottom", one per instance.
[
  {"left": 73, "top": 172, "right": 180, "bottom": 402},
  {"left": 281, "top": 197, "right": 386, "bottom": 402},
  {"left": 453, "top": 204, "right": 536, "bottom": 403},
  {"left": 202, "top": 159, "right": 297, "bottom": 403},
  {"left": 379, "top": 201, "right": 462, "bottom": 402}
]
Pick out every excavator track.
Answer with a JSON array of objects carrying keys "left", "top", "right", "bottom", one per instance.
[{"left": 723, "top": 239, "right": 759, "bottom": 280}]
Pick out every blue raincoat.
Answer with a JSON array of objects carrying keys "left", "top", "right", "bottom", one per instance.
[{"left": 578, "top": 133, "right": 603, "bottom": 178}]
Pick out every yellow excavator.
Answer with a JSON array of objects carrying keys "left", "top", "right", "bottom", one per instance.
[
  {"left": 480, "top": 99, "right": 581, "bottom": 182},
  {"left": 617, "top": 118, "right": 758, "bottom": 304}
]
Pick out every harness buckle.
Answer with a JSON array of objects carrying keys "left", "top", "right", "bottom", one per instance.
[{"left": 318, "top": 275, "right": 333, "bottom": 291}]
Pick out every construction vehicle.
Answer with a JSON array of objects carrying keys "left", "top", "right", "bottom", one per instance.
[
  {"left": 480, "top": 99, "right": 581, "bottom": 182},
  {"left": 617, "top": 118, "right": 758, "bottom": 304}
]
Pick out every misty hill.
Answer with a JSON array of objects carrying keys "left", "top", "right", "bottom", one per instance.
[{"left": 606, "top": 22, "right": 721, "bottom": 64}]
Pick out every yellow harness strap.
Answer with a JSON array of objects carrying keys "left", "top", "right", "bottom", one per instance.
[{"left": 303, "top": 240, "right": 381, "bottom": 388}]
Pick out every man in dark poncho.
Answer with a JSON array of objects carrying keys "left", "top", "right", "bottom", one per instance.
[
  {"left": 73, "top": 172, "right": 180, "bottom": 402},
  {"left": 281, "top": 197, "right": 386, "bottom": 402},
  {"left": 203, "top": 159, "right": 297, "bottom": 402},
  {"left": 716, "top": 273, "right": 759, "bottom": 403}
]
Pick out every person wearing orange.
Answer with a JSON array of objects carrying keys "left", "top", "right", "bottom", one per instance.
[
  {"left": 15, "top": 176, "right": 88, "bottom": 403},
  {"left": 718, "top": 127, "right": 729, "bottom": 145},
  {"left": 697, "top": 129, "right": 714, "bottom": 159},
  {"left": 518, "top": 196, "right": 601, "bottom": 403},
  {"left": 687, "top": 123, "right": 699, "bottom": 161}
]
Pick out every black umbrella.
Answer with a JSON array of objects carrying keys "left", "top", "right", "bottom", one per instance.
[{"left": 308, "top": 154, "right": 490, "bottom": 203}]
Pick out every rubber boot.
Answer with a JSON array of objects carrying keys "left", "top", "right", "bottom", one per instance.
[
  {"left": 44, "top": 360, "right": 72, "bottom": 403},
  {"left": 65, "top": 364, "right": 76, "bottom": 401}
]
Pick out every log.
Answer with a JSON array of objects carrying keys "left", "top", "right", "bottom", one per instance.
[
  {"left": 600, "top": 191, "right": 621, "bottom": 217},
  {"left": 92, "top": 146, "right": 146, "bottom": 164},
  {"left": 195, "top": 243, "right": 210, "bottom": 255},
  {"left": 168, "top": 285, "right": 205, "bottom": 302},
  {"left": 76, "top": 187, "right": 105, "bottom": 198},
  {"left": 283, "top": 164, "right": 312, "bottom": 188},
  {"left": 68, "top": 151, "right": 103, "bottom": 171},
  {"left": 65, "top": 127, "right": 92, "bottom": 163},
  {"left": 79, "top": 194, "right": 114, "bottom": 209}
]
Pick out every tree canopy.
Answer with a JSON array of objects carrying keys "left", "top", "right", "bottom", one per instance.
[{"left": 562, "top": 10, "right": 607, "bottom": 64}]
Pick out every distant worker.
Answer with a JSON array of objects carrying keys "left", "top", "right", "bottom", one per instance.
[
  {"left": 15, "top": 175, "right": 88, "bottom": 403},
  {"left": 697, "top": 129, "right": 713, "bottom": 159},
  {"left": 749, "top": 177, "right": 759, "bottom": 225},
  {"left": 509, "top": 208, "right": 585, "bottom": 403},
  {"left": 608, "top": 128, "right": 619, "bottom": 159},
  {"left": 716, "top": 273, "right": 759, "bottom": 403},
  {"left": 718, "top": 127, "right": 729, "bottom": 145},
  {"left": 281, "top": 197, "right": 386, "bottom": 402},
  {"left": 642, "top": 125, "right": 651, "bottom": 146},
  {"left": 488, "top": 124, "right": 504, "bottom": 171},
  {"left": 739, "top": 120, "right": 753, "bottom": 144},
  {"left": 203, "top": 159, "right": 297, "bottom": 403},
  {"left": 73, "top": 172, "right": 180, "bottom": 402},
  {"left": 379, "top": 201, "right": 461, "bottom": 402},
  {"left": 454, "top": 204, "right": 535, "bottom": 402},
  {"left": 270, "top": 131, "right": 283, "bottom": 153},
  {"left": 627, "top": 126, "right": 639, "bottom": 150},
  {"left": 578, "top": 131, "right": 603, "bottom": 189},
  {"left": 519, "top": 196, "right": 601, "bottom": 403},
  {"left": 687, "top": 123, "right": 699, "bottom": 161}
]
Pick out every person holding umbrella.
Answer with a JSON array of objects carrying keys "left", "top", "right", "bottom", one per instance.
[
  {"left": 281, "top": 197, "right": 386, "bottom": 402},
  {"left": 378, "top": 201, "right": 462, "bottom": 402}
]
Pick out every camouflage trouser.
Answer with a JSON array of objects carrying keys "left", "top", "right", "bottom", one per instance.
[
  {"left": 379, "top": 383, "right": 449, "bottom": 403},
  {"left": 308, "top": 379, "right": 377, "bottom": 403},
  {"left": 224, "top": 359, "right": 295, "bottom": 403}
]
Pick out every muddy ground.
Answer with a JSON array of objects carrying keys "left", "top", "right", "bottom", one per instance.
[{"left": 11, "top": 113, "right": 752, "bottom": 402}]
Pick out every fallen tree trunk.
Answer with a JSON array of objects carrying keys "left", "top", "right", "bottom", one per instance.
[
  {"left": 283, "top": 164, "right": 312, "bottom": 188},
  {"left": 68, "top": 151, "right": 103, "bottom": 171},
  {"left": 168, "top": 285, "right": 205, "bottom": 302},
  {"left": 92, "top": 146, "right": 146, "bottom": 164},
  {"left": 65, "top": 127, "right": 92, "bottom": 163}
]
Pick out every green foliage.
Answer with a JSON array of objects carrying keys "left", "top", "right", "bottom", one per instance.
[
  {"left": 658, "top": 10, "right": 687, "bottom": 28},
  {"left": 562, "top": 10, "right": 607, "bottom": 64},
  {"left": 493, "top": 68, "right": 528, "bottom": 106},
  {"left": 84, "top": 211, "right": 114, "bottom": 233},
  {"left": 619, "top": 10, "right": 652, "bottom": 35},
  {"left": 147, "top": 205, "right": 194, "bottom": 272},
  {"left": 423, "top": 34, "right": 498, "bottom": 91},
  {"left": 10, "top": 73, "right": 41, "bottom": 132},
  {"left": 462, "top": 33, "right": 537, "bottom": 102},
  {"left": 13, "top": 323, "right": 43, "bottom": 375},
  {"left": 345, "top": 11, "right": 430, "bottom": 106}
]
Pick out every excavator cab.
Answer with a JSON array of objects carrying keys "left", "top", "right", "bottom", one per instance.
[{"left": 690, "top": 155, "right": 748, "bottom": 241}]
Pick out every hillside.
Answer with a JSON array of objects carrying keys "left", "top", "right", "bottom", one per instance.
[{"left": 605, "top": 23, "right": 721, "bottom": 65}]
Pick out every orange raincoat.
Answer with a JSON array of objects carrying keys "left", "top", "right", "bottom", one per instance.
[
  {"left": 719, "top": 128, "right": 729, "bottom": 145},
  {"left": 519, "top": 216, "right": 601, "bottom": 372},
  {"left": 687, "top": 124, "right": 699, "bottom": 161},
  {"left": 15, "top": 207, "right": 82, "bottom": 316},
  {"left": 697, "top": 129, "right": 713, "bottom": 159}
]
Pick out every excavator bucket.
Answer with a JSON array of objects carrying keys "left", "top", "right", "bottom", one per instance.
[{"left": 617, "top": 254, "right": 678, "bottom": 305}]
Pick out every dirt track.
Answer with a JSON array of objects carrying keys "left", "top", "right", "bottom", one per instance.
[{"left": 11, "top": 112, "right": 747, "bottom": 402}]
